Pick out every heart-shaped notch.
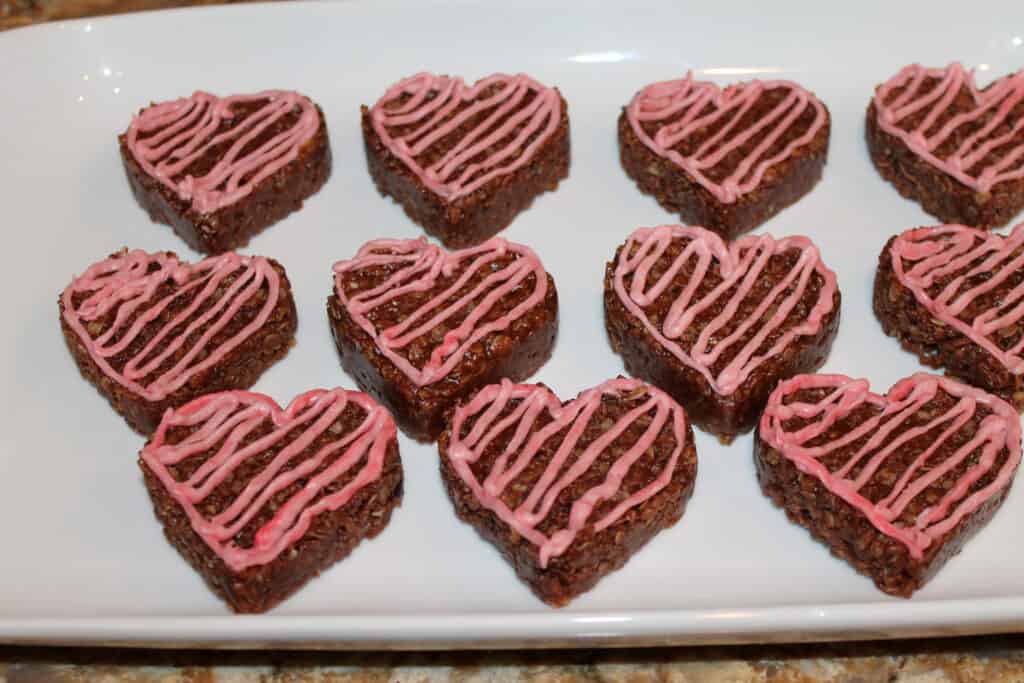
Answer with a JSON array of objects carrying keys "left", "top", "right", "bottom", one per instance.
[
  {"left": 876, "top": 223, "right": 1024, "bottom": 408},
  {"left": 139, "top": 387, "right": 403, "bottom": 613},
  {"left": 619, "top": 73, "right": 830, "bottom": 238},
  {"left": 60, "top": 249, "right": 297, "bottom": 434},
  {"left": 329, "top": 236, "right": 558, "bottom": 442},
  {"left": 439, "top": 377, "right": 697, "bottom": 606},
  {"left": 120, "top": 90, "right": 331, "bottom": 253},
  {"left": 605, "top": 224, "right": 840, "bottom": 440},
  {"left": 868, "top": 63, "right": 1024, "bottom": 228},
  {"left": 362, "top": 72, "right": 570, "bottom": 247},
  {"left": 756, "top": 372, "right": 1021, "bottom": 597}
]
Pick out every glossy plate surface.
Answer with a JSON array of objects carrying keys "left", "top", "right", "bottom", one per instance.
[{"left": 2, "top": 0, "right": 1023, "bottom": 648}]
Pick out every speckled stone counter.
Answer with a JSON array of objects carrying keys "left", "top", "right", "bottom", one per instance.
[
  {"left": 0, "top": 0, "right": 264, "bottom": 30},
  {"left": 4, "top": 636, "right": 1024, "bottom": 682},
  {"left": 2, "top": 2, "right": 1024, "bottom": 680}
]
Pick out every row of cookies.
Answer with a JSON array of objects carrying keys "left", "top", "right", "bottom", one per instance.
[
  {"left": 62, "top": 227, "right": 836, "bottom": 445},
  {"left": 120, "top": 62, "right": 1024, "bottom": 258},
  {"left": 59, "top": 214, "right": 1024, "bottom": 610}
]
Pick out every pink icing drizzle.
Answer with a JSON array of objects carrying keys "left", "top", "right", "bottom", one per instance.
[
  {"left": 892, "top": 223, "right": 1024, "bottom": 375},
  {"left": 626, "top": 72, "right": 827, "bottom": 203},
  {"left": 760, "top": 373, "right": 1021, "bottom": 560},
  {"left": 612, "top": 224, "right": 838, "bottom": 396},
  {"left": 140, "top": 388, "right": 395, "bottom": 572},
  {"left": 125, "top": 90, "right": 319, "bottom": 214},
  {"left": 61, "top": 249, "right": 281, "bottom": 401},
  {"left": 446, "top": 378, "right": 689, "bottom": 568},
  {"left": 369, "top": 72, "right": 562, "bottom": 202},
  {"left": 332, "top": 236, "right": 548, "bottom": 387},
  {"left": 874, "top": 63, "right": 1024, "bottom": 194}
]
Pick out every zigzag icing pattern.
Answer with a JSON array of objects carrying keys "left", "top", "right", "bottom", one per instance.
[
  {"left": 332, "top": 237, "right": 548, "bottom": 387},
  {"left": 612, "top": 224, "right": 837, "bottom": 396},
  {"left": 62, "top": 249, "right": 281, "bottom": 401},
  {"left": 760, "top": 373, "right": 1021, "bottom": 560},
  {"left": 126, "top": 90, "right": 319, "bottom": 213},
  {"left": 626, "top": 73, "right": 827, "bottom": 203},
  {"left": 370, "top": 72, "right": 561, "bottom": 201},
  {"left": 446, "top": 378, "right": 688, "bottom": 567},
  {"left": 141, "top": 388, "right": 395, "bottom": 572},
  {"left": 874, "top": 63, "right": 1024, "bottom": 193},
  {"left": 891, "top": 223, "right": 1024, "bottom": 374}
]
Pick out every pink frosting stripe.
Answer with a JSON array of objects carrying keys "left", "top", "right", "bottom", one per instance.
[
  {"left": 612, "top": 224, "right": 838, "bottom": 396},
  {"left": 892, "top": 222, "right": 1024, "bottom": 374},
  {"left": 126, "top": 90, "right": 319, "bottom": 214},
  {"left": 446, "top": 378, "right": 689, "bottom": 568},
  {"left": 61, "top": 249, "right": 281, "bottom": 402},
  {"left": 874, "top": 63, "right": 1024, "bottom": 194},
  {"left": 332, "top": 236, "right": 548, "bottom": 387},
  {"left": 369, "top": 72, "right": 562, "bottom": 202},
  {"left": 760, "top": 373, "right": 1022, "bottom": 560},
  {"left": 626, "top": 72, "right": 827, "bottom": 203},
  {"left": 140, "top": 388, "right": 396, "bottom": 572}
]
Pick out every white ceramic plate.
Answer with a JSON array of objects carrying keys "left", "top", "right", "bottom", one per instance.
[{"left": 2, "top": 0, "right": 1024, "bottom": 649}]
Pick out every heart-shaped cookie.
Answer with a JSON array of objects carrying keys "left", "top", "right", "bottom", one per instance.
[
  {"left": 328, "top": 236, "right": 558, "bottom": 441},
  {"left": 868, "top": 63, "right": 1024, "bottom": 229},
  {"left": 60, "top": 249, "right": 297, "bottom": 434},
  {"left": 120, "top": 90, "right": 331, "bottom": 253},
  {"left": 604, "top": 224, "right": 840, "bottom": 440},
  {"left": 619, "top": 73, "right": 830, "bottom": 239},
  {"left": 874, "top": 222, "right": 1024, "bottom": 408},
  {"left": 362, "top": 72, "right": 570, "bottom": 247},
  {"left": 439, "top": 377, "right": 697, "bottom": 606},
  {"left": 140, "top": 387, "right": 403, "bottom": 613},
  {"left": 757, "top": 372, "right": 1021, "bottom": 597}
]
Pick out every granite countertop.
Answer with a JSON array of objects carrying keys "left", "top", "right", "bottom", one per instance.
[
  {"left": 4, "top": 636, "right": 1024, "bottom": 682},
  {"left": 2, "top": 2, "right": 1024, "bottom": 681},
  {"left": 0, "top": 0, "right": 259, "bottom": 30}
]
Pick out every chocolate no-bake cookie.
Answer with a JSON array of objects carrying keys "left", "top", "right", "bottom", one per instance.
[
  {"left": 438, "top": 377, "right": 697, "bottom": 607},
  {"left": 867, "top": 63, "right": 1024, "bottom": 229},
  {"left": 60, "top": 248, "right": 297, "bottom": 434},
  {"left": 120, "top": 90, "right": 332, "bottom": 253},
  {"left": 140, "top": 388, "right": 403, "bottom": 613},
  {"left": 604, "top": 224, "right": 840, "bottom": 441},
  {"left": 874, "top": 223, "right": 1024, "bottom": 409},
  {"left": 328, "top": 236, "right": 558, "bottom": 441},
  {"left": 362, "top": 72, "right": 570, "bottom": 248},
  {"left": 619, "top": 73, "right": 830, "bottom": 240},
  {"left": 756, "top": 372, "right": 1021, "bottom": 597}
]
